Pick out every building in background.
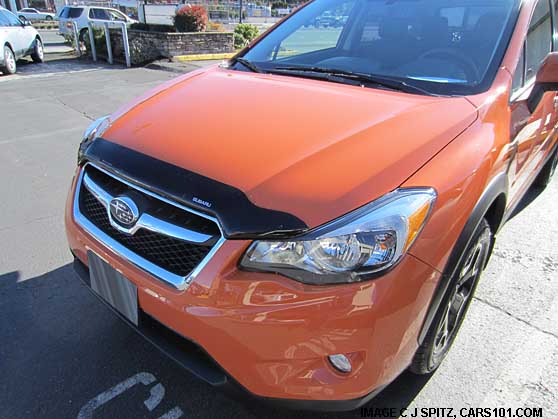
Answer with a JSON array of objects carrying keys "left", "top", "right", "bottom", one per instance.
[{"left": 1, "top": 0, "right": 29, "bottom": 12}]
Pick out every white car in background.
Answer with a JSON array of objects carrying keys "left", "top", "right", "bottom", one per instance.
[
  {"left": 58, "top": 6, "right": 136, "bottom": 42},
  {"left": 0, "top": 6, "right": 43, "bottom": 75},
  {"left": 18, "top": 8, "right": 56, "bottom": 21}
]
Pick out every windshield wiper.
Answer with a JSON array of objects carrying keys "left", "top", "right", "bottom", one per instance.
[
  {"left": 231, "top": 57, "right": 263, "bottom": 73},
  {"left": 269, "top": 65, "right": 434, "bottom": 95}
]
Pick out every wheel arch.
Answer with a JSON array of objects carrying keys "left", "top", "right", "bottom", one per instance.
[
  {"left": 417, "top": 172, "right": 508, "bottom": 345},
  {"left": 484, "top": 192, "right": 507, "bottom": 235}
]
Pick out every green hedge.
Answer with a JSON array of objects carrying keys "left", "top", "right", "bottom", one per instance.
[{"left": 234, "top": 23, "right": 259, "bottom": 49}]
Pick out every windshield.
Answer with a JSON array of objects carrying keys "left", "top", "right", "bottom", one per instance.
[{"left": 240, "top": 0, "right": 520, "bottom": 95}]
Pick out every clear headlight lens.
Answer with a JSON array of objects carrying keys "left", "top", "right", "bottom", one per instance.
[
  {"left": 240, "top": 188, "right": 436, "bottom": 285},
  {"left": 78, "top": 115, "right": 111, "bottom": 161}
]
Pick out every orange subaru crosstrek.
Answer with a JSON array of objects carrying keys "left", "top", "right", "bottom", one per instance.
[{"left": 66, "top": 0, "right": 558, "bottom": 411}]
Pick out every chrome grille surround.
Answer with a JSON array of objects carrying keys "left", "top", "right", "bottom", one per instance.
[{"left": 73, "top": 162, "right": 226, "bottom": 290}]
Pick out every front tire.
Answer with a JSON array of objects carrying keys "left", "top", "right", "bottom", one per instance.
[
  {"left": 79, "top": 28, "right": 89, "bottom": 44},
  {"left": 46, "top": 16, "right": 53, "bottom": 21},
  {"left": 410, "top": 218, "right": 492, "bottom": 375},
  {"left": 1, "top": 45, "right": 17, "bottom": 75},
  {"left": 31, "top": 38, "right": 44, "bottom": 63}
]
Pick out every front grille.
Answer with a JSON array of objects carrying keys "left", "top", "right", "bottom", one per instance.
[{"left": 78, "top": 165, "right": 219, "bottom": 278}]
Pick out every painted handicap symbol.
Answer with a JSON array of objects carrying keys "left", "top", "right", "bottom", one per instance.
[{"left": 77, "top": 372, "right": 183, "bottom": 419}]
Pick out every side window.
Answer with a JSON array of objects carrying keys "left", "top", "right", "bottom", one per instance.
[
  {"left": 68, "top": 8, "right": 83, "bottom": 18},
  {"left": 109, "top": 10, "right": 127, "bottom": 22},
  {"left": 59, "top": 7, "right": 69, "bottom": 18},
  {"left": 90, "top": 8, "right": 110, "bottom": 20},
  {"left": 525, "top": 0, "right": 552, "bottom": 81}
]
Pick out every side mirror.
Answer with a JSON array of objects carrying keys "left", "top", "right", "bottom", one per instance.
[
  {"left": 20, "top": 16, "right": 31, "bottom": 26},
  {"left": 527, "top": 52, "right": 558, "bottom": 112}
]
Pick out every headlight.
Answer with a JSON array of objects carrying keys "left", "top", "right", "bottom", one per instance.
[
  {"left": 240, "top": 188, "right": 436, "bottom": 285},
  {"left": 78, "top": 115, "right": 111, "bottom": 161}
]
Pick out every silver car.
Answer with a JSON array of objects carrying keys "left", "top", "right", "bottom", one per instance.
[
  {"left": 0, "top": 7, "right": 44, "bottom": 75},
  {"left": 18, "top": 8, "right": 56, "bottom": 21}
]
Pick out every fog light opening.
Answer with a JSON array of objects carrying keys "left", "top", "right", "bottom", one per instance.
[{"left": 328, "top": 354, "right": 352, "bottom": 374}]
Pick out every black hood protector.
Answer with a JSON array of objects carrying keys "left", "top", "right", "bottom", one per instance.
[{"left": 81, "top": 138, "right": 308, "bottom": 239}]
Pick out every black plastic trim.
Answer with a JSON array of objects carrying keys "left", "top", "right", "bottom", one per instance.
[
  {"left": 72, "top": 257, "right": 383, "bottom": 411},
  {"left": 417, "top": 173, "right": 508, "bottom": 345},
  {"left": 80, "top": 138, "right": 308, "bottom": 239},
  {"left": 256, "top": 384, "right": 386, "bottom": 412}
]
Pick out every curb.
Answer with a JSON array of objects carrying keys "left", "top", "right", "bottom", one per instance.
[{"left": 172, "top": 52, "right": 235, "bottom": 62}]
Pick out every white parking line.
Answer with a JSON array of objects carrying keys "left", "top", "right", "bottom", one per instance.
[{"left": 0, "top": 67, "right": 110, "bottom": 83}]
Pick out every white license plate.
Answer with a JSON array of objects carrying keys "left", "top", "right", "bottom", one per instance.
[{"left": 88, "top": 251, "right": 138, "bottom": 326}]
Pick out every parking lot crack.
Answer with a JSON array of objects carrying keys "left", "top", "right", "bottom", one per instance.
[
  {"left": 473, "top": 295, "right": 558, "bottom": 340},
  {"left": 52, "top": 95, "right": 95, "bottom": 121}
]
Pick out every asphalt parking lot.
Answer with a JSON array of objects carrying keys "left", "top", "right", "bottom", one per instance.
[{"left": 0, "top": 33, "right": 557, "bottom": 419}]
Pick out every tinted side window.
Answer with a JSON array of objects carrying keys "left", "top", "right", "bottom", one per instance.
[
  {"left": 526, "top": 0, "right": 552, "bottom": 81},
  {"left": 59, "top": 7, "right": 69, "bottom": 18},
  {"left": 90, "top": 8, "right": 110, "bottom": 20},
  {"left": 68, "top": 7, "right": 83, "bottom": 18}
]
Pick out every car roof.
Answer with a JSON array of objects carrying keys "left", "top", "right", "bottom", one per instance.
[
  {"left": 62, "top": 5, "right": 122, "bottom": 12},
  {"left": 67, "top": 5, "right": 108, "bottom": 8}
]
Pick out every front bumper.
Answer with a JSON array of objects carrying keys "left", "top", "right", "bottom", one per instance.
[
  {"left": 72, "top": 257, "right": 387, "bottom": 411},
  {"left": 65, "top": 167, "right": 441, "bottom": 410}
]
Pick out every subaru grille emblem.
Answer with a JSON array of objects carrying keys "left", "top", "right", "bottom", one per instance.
[{"left": 109, "top": 196, "right": 139, "bottom": 226}]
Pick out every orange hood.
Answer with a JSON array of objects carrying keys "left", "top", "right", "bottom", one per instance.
[{"left": 104, "top": 67, "right": 478, "bottom": 229}]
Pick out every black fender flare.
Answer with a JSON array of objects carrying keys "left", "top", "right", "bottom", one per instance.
[{"left": 417, "top": 172, "right": 508, "bottom": 345}]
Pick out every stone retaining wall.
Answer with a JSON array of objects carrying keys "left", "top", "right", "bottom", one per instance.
[{"left": 109, "top": 30, "right": 234, "bottom": 65}]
